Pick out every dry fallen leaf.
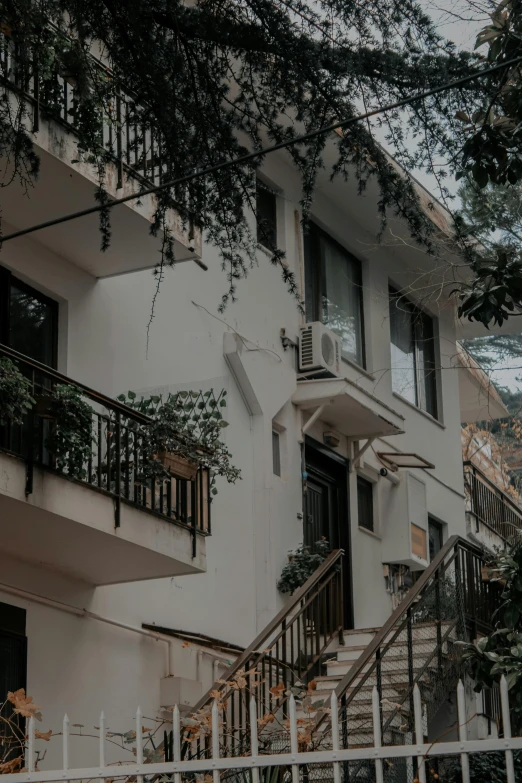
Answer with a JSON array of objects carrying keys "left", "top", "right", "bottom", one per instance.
[
  {"left": 35, "top": 729, "right": 52, "bottom": 741},
  {"left": 269, "top": 682, "right": 285, "bottom": 698},
  {"left": 181, "top": 642, "right": 191, "bottom": 648},
  {"left": 0, "top": 756, "right": 23, "bottom": 774},
  {"left": 7, "top": 690, "right": 42, "bottom": 720}
]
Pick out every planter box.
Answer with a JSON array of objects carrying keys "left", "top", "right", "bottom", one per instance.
[
  {"left": 481, "top": 566, "right": 506, "bottom": 585},
  {"left": 158, "top": 450, "right": 198, "bottom": 480},
  {"left": 33, "top": 394, "right": 55, "bottom": 420}
]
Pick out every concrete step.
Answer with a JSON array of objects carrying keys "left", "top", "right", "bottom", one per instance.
[
  {"left": 337, "top": 622, "right": 455, "bottom": 653},
  {"left": 325, "top": 652, "right": 443, "bottom": 677}
]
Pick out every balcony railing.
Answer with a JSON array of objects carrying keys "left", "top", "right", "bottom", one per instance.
[
  {"left": 0, "top": 28, "right": 190, "bottom": 201},
  {"left": 0, "top": 345, "right": 210, "bottom": 550},
  {"left": 464, "top": 460, "right": 522, "bottom": 542}
]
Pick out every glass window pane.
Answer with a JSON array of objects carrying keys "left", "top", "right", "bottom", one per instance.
[
  {"left": 304, "top": 227, "right": 318, "bottom": 322},
  {"left": 9, "top": 283, "right": 56, "bottom": 367},
  {"left": 357, "top": 475, "right": 374, "bottom": 531},
  {"left": 272, "top": 431, "right": 281, "bottom": 476},
  {"left": 390, "top": 296, "right": 416, "bottom": 405},
  {"left": 320, "top": 235, "right": 363, "bottom": 365},
  {"left": 256, "top": 182, "right": 277, "bottom": 250},
  {"left": 416, "top": 313, "right": 437, "bottom": 417},
  {"left": 428, "top": 517, "right": 443, "bottom": 561}
]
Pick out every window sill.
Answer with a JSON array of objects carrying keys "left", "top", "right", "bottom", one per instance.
[
  {"left": 341, "top": 356, "right": 375, "bottom": 381},
  {"left": 358, "top": 525, "right": 381, "bottom": 540},
  {"left": 392, "top": 392, "right": 445, "bottom": 429}
]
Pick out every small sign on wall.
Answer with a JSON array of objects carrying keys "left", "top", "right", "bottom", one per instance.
[{"left": 411, "top": 523, "right": 427, "bottom": 561}]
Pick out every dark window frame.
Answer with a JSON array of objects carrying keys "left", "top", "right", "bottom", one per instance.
[
  {"left": 272, "top": 430, "right": 281, "bottom": 477},
  {"left": 428, "top": 516, "right": 444, "bottom": 561},
  {"left": 256, "top": 180, "right": 278, "bottom": 252},
  {"left": 304, "top": 222, "right": 366, "bottom": 368},
  {"left": 0, "top": 265, "right": 59, "bottom": 368},
  {"left": 389, "top": 286, "right": 438, "bottom": 419},
  {"left": 357, "top": 474, "right": 374, "bottom": 532}
]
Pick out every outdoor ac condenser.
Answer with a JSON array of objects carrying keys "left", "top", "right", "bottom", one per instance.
[{"left": 298, "top": 322, "right": 342, "bottom": 377}]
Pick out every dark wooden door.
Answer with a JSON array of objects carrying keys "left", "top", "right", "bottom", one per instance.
[{"left": 305, "top": 440, "right": 353, "bottom": 629}]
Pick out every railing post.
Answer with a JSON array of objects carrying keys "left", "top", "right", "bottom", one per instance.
[
  {"left": 25, "top": 371, "right": 36, "bottom": 496},
  {"left": 407, "top": 607, "right": 415, "bottom": 735},
  {"left": 339, "top": 557, "right": 345, "bottom": 645},
  {"left": 116, "top": 89, "right": 123, "bottom": 189},
  {"left": 191, "top": 478, "right": 197, "bottom": 558},
  {"left": 435, "top": 569, "right": 443, "bottom": 676},
  {"left": 114, "top": 411, "right": 121, "bottom": 528},
  {"left": 375, "top": 645, "right": 383, "bottom": 739}
]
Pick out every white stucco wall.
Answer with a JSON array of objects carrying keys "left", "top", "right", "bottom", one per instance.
[{"left": 0, "top": 142, "right": 468, "bottom": 745}]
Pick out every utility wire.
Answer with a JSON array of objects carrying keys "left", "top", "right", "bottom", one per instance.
[{"left": 2, "top": 54, "right": 522, "bottom": 245}]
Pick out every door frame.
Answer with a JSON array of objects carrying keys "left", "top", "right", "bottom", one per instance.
[{"left": 304, "top": 436, "right": 354, "bottom": 629}]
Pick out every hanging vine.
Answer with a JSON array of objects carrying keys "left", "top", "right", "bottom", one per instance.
[{"left": 0, "top": 0, "right": 520, "bottom": 323}]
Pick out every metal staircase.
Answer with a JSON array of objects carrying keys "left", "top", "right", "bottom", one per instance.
[{"left": 183, "top": 537, "right": 502, "bottom": 783}]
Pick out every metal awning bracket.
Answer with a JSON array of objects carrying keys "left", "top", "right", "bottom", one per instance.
[
  {"left": 301, "top": 404, "right": 326, "bottom": 436},
  {"left": 350, "top": 437, "right": 376, "bottom": 472}
]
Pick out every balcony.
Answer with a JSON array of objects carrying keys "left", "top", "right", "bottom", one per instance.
[
  {"left": 0, "top": 345, "right": 210, "bottom": 585},
  {"left": 464, "top": 460, "right": 522, "bottom": 545},
  {"left": 0, "top": 30, "right": 202, "bottom": 276}
]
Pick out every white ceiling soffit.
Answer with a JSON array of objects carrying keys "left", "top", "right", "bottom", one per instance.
[
  {"left": 456, "top": 343, "right": 509, "bottom": 423},
  {"left": 292, "top": 378, "right": 405, "bottom": 439}
]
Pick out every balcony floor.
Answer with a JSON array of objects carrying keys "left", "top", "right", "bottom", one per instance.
[{"left": 0, "top": 451, "right": 206, "bottom": 585}]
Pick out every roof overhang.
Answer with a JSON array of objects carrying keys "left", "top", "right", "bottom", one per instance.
[
  {"left": 292, "top": 377, "right": 405, "bottom": 439},
  {"left": 457, "top": 343, "right": 509, "bottom": 422}
]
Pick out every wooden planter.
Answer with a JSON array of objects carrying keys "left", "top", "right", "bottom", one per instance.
[
  {"left": 158, "top": 450, "right": 198, "bottom": 481},
  {"left": 481, "top": 565, "right": 506, "bottom": 585},
  {"left": 33, "top": 394, "right": 55, "bottom": 420}
]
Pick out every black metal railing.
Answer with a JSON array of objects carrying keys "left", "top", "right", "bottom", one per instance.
[
  {"left": 311, "top": 536, "right": 502, "bottom": 782},
  {"left": 464, "top": 460, "right": 522, "bottom": 542},
  {"left": 0, "top": 27, "right": 194, "bottom": 210},
  {"left": 0, "top": 344, "right": 210, "bottom": 546},
  {"left": 183, "top": 549, "right": 345, "bottom": 759}
]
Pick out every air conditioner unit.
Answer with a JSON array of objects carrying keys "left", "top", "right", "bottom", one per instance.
[{"left": 299, "top": 322, "right": 342, "bottom": 377}]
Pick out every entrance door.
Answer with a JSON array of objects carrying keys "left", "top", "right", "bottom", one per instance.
[{"left": 305, "top": 440, "right": 353, "bottom": 628}]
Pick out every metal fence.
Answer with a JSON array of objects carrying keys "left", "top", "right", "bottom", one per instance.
[
  {"left": 3, "top": 676, "right": 520, "bottom": 783},
  {"left": 463, "top": 461, "right": 522, "bottom": 542}
]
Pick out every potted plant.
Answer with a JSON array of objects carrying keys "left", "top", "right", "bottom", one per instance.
[
  {"left": 0, "top": 358, "right": 35, "bottom": 426},
  {"left": 277, "top": 539, "right": 332, "bottom": 595},
  {"left": 43, "top": 384, "right": 95, "bottom": 480},
  {"left": 117, "top": 389, "right": 241, "bottom": 494}
]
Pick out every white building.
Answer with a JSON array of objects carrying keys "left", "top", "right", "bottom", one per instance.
[{"left": 0, "top": 45, "right": 511, "bottom": 766}]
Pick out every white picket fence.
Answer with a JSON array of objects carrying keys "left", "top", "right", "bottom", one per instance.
[{"left": 6, "top": 676, "right": 522, "bottom": 783}]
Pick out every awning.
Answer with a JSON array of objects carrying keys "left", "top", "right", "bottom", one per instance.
[
  {"left": 457, "top": 343, "right": 509, "bottom": 422},
  {"left": 292, "top": 377, "right": 405, "bottom": 439}
]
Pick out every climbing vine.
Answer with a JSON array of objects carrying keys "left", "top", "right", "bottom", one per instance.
[{"left": 1, "top": 0, "right": 522, "bottom": 323}]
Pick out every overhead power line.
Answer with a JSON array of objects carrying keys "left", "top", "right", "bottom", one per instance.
[{"left": 2, "top": 54, "right": 522, "bottom": 245}]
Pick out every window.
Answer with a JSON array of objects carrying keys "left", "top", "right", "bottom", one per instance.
[
  {"left": 389, "top": 288, "right": 437, "bottom": 418},
  {"left": 428, "top": 517, "right": 444, "bottom": 561},
  {"left": 304, "top": 223, "right": 364, "bottom": 366},
  {"left": 357, "top": 475, "right": 374, "bottom": 532},
  {"left": 0, "top": 266, "right": 58, "bottom": 367},
  {"left": 256, "top": 180, "right": 277, "bottom": 251},
  {"left": 0, "top": 602, "right": 27, "bottom": 762},
  {"left": 272, "top": 430, "right": 281, "bottom": 476}
]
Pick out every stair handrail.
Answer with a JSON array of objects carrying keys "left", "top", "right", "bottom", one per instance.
[
  {"left": 330, "top": 535, "right": 488, "bottom": 708},
  {"left": 190, "top": 547, "right": 344, "bottom": 717}
]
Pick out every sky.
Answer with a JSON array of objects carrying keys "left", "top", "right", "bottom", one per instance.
[{"left": 420, "top": 2, "right": 522, "bottom": 393}]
